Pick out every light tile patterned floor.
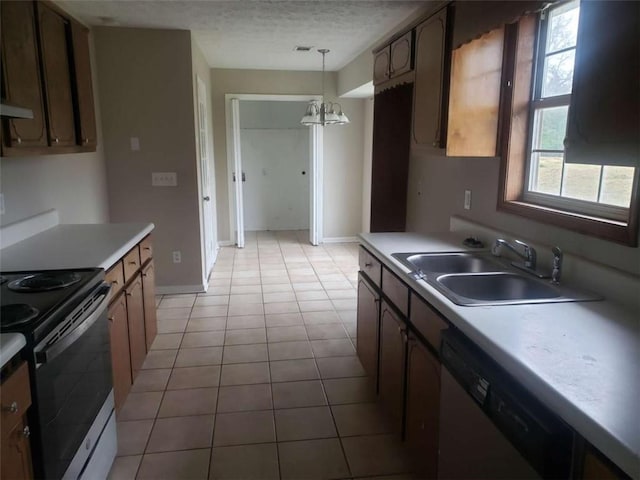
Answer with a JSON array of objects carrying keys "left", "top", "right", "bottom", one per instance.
[{"left": 108, "top": 230, "right": 414, "bottom": 480}]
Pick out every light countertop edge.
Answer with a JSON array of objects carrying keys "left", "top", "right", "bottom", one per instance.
[
  {"left": 0, "top": 223, "right": 154, "bottom": 271},
  {"left": 0, "top": 333, "right": 26, "bottom": 368},
  {"left": 358, "top": 232, "right": 640, "bottom": 480}
]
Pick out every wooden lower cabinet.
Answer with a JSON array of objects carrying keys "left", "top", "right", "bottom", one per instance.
[
  {"left": 378, "top": 300, "right": 407, "bottom": 433},
  {"left": 1, "top": 362, "right": 33, "bottom": 479},
  {"left": 356, "top": 274, "right": 380, "bottom": 391},
  {"left": 125, "top": 273, "right": 146, "bottom": 379},
  {"left": 405, "top": 333, "right": 441, "bottom": 478},
  {"left": 141, "top": 260, "right": 157, "bottom": 351},
  {"left": 1, "top": 416, "right": 33, "bottom": 480},
  {"left": 108, "top": 292, "right": 132, "bottom": 411}
]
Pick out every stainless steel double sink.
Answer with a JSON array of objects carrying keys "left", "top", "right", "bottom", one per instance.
[{"left": 392, "top": 251, "right": 600, "bottom": 306}]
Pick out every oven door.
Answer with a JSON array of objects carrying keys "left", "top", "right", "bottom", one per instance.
[{"left": 32, "top": 283, "right": 113, "bottom": 480}]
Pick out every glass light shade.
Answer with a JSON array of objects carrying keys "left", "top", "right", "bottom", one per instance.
[{"left": 301, "top": 102, "right": 321, "bottom": 125}]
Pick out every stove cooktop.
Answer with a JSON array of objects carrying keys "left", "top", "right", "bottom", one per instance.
[{"left": 0, "top": 268, "right": 105, "bottom": 343}]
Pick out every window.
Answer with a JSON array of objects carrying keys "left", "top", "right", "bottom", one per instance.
[
  {"left": 524, "top": 1, "right": 635, "bottom": 221},
  {"left": 498, "top": 1, "right": 639, "bottom": 246}
]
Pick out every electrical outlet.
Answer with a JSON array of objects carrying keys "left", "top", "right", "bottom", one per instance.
[
  {"left": 0, "top": 193, "right": 4, "bottom": 215},
  {"left": 152, "top": 172, "right": 178, "bottom": 187},
  {"left": 172, "top": 251, "right": 182, "bottom": 263},
  {"left": 464, "top": 190, "right": 472, "bottom": 210}
]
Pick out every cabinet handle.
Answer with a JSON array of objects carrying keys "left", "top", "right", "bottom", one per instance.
[
  {"left": 143, "top": 247, "right": 151, "bottom": 250},
  {"left": 83, "top": 138, "right": 89, "bottom": 144},
  {"left": 111, "top": 279, "right": 119, "bottom": 285},
  {"left": 108, "top": 316, "right": 114, "bottom": 322},
  {"left": 432, "top": 141, "right": 439, "bottom": 147},
  {"left": 125, "top": 292, "right": 132, "bottom": 297},
  {"left": 22, "top": 426, "right": 31, "bottom": 438},
  {"left": 128, "top": 261, "right": 137, "bottom": 265},
  {"left": 16, "top": 136, "right": 22, "bottom": 144},
  {"left": 3, "top": 401, "right": 18, "bottom": 413},
  {"left": 54, "top": 137, "right": 59, "bottom": 144},
  {"left": 364, "top": 262, "right": 372, "bottom": 267},
  {"left": 563, "top": 137, "right": 570, "bottom": 148}
]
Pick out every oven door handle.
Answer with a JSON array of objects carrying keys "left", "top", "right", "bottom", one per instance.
[{"left": 35, "top": 283, "right": 112, "bottom": 366}]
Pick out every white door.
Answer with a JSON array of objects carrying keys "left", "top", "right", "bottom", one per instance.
[
  {"left": 230, "top": 98, "right": 245, "bottom": 248},
  {"left": 197, "top": 77, "right": 217, "bottom": 277}
]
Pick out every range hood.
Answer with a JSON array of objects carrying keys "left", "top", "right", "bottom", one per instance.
[{"left": 0, "top": 101, "right": 34, "bottom": 119}]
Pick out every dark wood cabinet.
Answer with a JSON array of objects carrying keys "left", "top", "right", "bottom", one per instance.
[
  {"left": 0, "top": 0, "right": 48, "bottom": 150},
  {"left": 565, "top": 1, "right": 639, "bottom": 167},
  {"left": 405, "top": 332, "right": 441, "bottom": 478},
  {"left": 413, "top": 7, "right": 450, "bottom": 148},
  {"left": 356, "top": 273, "right": 380, "bottom": 391},
  {"left": 373, "top": 48, "right": 391, "bottom": 85},
  {"left": 108, "top": 292, "right": 132, "bottom": 412},
  {"left": 142, "top": 260, "right": 158, "bottom": 351},
  {"left": 378, "top": 300, "right": 407, "bottom": 433},
  {"left": 70, "top": 21, "right": 97, "bottom": 149},
  {"left": 125, "top": 273, "right": 147, "bottom": 380},
  {"left": 373, "top": 30, "right": 414, "bottom": 86},
  {"left": 37, "top": 2, "right": 76, "bottom": 148},
  {"left": 1, "top": 416, "right": 34, "bottom": 480}
]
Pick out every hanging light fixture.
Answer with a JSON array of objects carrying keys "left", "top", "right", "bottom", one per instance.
[{"left": 301, "top": 49, "right": 350, "bottom": 126}]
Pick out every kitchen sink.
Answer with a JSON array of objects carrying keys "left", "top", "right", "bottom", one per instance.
[
  {"left": 392, "top": 251, "right": 601, "bottom": 306},
  {"left": 392, "top": 252, "right": 501, "bottom": 274}
]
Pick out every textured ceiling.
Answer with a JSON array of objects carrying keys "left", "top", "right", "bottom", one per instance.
[{"left": 58, "top": 0, "right": 430, "bottom": 71}]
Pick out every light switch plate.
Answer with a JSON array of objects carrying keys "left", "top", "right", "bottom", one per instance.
[
  {"left": 0, "top": 193, "right": 5, "bottom": 215},
  {"left": 152, "top": 172, "right": 178, "bottom": 187},
  {"left": 464, "top": 189, "right": 472, "bottom": 210}
]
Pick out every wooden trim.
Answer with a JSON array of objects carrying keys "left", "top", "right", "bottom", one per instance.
[{"left": 497, "top": 14, "right": 640, "bottom": 247}]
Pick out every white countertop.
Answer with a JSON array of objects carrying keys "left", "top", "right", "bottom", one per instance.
[
  {"left": 0, "top": 222, "right": 154, "bottom": 271},
  {"left": 0, "top": 333, "right": 26, "bottom": 368},
  {"left": 359, "top": 232, "right": 640, "bottom": 479}
]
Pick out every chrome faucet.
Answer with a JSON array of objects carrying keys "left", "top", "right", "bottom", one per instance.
[
  {"left": 492, "top": 238, "right": 537, "bottom": 269},
  {"left": 551, "top": 247, "right": 563, "bottom": 284}
]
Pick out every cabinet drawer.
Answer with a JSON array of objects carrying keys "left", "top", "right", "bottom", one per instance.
[
  {"left": 106, "top": 261, "right": 125, "bottom": 298},
  {"left": 359, "top": 247, "right": 382, "bottom": 288},
  {"left": 410, "top": 293, "right": 448, "bottom": 351},
  {"left": 139, "top": 235, "right": 153, "bottom": 265},
  {"left": 1, "top": 362, "right": 31, "bottom": 440},
  {"left": 123, "top": 246, "right": 141, "bottom": 284},
  {"left": 382, "top": 267, "right": 409, "bottom": 317}
]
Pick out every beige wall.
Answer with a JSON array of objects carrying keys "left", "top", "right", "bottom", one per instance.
[
  {"left": 0, "top": 33, "right": 109, "bottom": 227},
  {"left": 362, "top": 97, "right": 374, "bottom": 233},
  {"left": 94, "top": 27, "right": 204, "bottom": 290},
  {"left": 337, "top": 50, "right": 373, "bottom": 97},
  {"left": 210, "top": 68, "right": 366, "bottom": 242},
  {"left": 405, "top": 148, "right": 640, "bottom": 276}
]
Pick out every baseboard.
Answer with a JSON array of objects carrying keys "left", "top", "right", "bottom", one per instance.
[
  {"left": 155, "top": 284, "right": 206, "bottom": 295},
  {"left": 322, "top": 236, "right": 359, "bottom": 243},
  {"left": 218, "top": 240, "right": 234, "bottom": 247}
]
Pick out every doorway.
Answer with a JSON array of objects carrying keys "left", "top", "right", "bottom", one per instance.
[{"left": 226, "top": 94, "right": 323, "bottom": 248}]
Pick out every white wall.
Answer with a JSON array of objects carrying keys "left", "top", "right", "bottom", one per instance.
[
  {"left": 210, "top": 69, "right": 365, "bottom": 242},
  {"left": 0, "top": 33, "right": 109, "bottom": 227}
]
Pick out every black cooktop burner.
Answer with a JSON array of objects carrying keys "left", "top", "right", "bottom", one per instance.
[
  {"left": 1, "top": 304, "right": 40, "bottom": 328},
  {"left": 8, "top": 272, "right": 81, "bottom": 292}
]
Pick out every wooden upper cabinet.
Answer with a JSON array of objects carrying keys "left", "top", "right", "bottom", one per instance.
[
  {"left": 0, "top": 1, "right": 48, "bottom": 149},
  {"left": 565, "top": 1, "right": 639, "bottom": 167},
  {"left": 389, "top": 30, "right": 413, "bottom": 78},
  {"left": 37, "top": 2, "right": 76, "bottom": 148},
  {"left": 446, "top": 26, "right": 505, "bottom": 157},
  {"left": 373, "top": 48, "right": 391, "bottom": 85},
  {"left": 70, "top": 20, "right": 97, "bottom": 149},
  {"left": 413, "top": 7, "right": 450, "bottom": 148}
]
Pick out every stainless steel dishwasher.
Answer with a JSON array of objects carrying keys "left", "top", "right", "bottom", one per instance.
[{"left": 438, "top": 330, "right": 573, "bottom": 479}]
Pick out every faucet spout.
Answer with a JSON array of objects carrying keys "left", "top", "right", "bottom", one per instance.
[{"left": 492, "top": 238, "right": 536, "bottom": 268}]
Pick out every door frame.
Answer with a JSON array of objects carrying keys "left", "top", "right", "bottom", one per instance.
[{"left": 224, "top": 93, "right": 323, "bottom": 247}]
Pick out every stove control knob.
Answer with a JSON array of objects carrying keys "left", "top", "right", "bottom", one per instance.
[{"left": 3, "top": 401, "right": 18, "bottom": 413}]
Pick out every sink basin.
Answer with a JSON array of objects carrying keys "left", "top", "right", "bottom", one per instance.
[
  {"left": 437, "top": 272, "right": 561, "bottom": 303},
  {"left": 392, "top": 252, "right": 500, "bottom": 274}
]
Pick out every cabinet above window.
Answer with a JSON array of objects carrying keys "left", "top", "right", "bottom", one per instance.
[
  {"left": 373, "top": 30, "right": 415, "bottom": 86},
  {"left": 1, "top": 0, "right": 97, "bottom": 157}
]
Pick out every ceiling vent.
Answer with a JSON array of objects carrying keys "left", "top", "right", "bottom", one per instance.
[{"left": 294, "top": 46, "right": 313, "bottom": 52}]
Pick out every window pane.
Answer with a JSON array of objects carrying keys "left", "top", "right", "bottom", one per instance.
[
  {"left": 530, "top": 153, "right": 563, "bottom": 195},
  {"left": 547, "top": 2, "right": 580, "bottom": 53},
  {"left": 542, "top": 50, "right": 575, "bottom": 97},
  {"left": 533, "top": 106, "right": 568, "bottom": 150},
  {"left": 562, "top": 164, "right": 601, "bottom": 202},
  {"left": 600, "top": 166, "right": 635, "bottom": 207}
]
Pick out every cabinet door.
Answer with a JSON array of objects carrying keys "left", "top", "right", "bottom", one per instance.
[
  {"left": 37, "top": 3, "right": 76, "bottom": 147},
  {"left": 414, "top": 7, "right": 449, "bottom": 147},
  {"left": 356, "top": 274, "right": 380, "bottom": 391},
  {"left": 405, "top": 334, "right": 440, "bottom": 478},
  {"left": 390, "top": 30, "right": 413, "bottom": 78},
  {"left": 378, "top": 300, "right": 407, "bottom": 433},
  {"left": 108, "top": 292, "right": 132, "bottom": 411},
  {"left": 70, "top": 20, "right": 97, "bottom": 149},
  {"left": 373, "top": 47, "right": 391, "bottom": 85},
  {"left": 125, "top": 273, "right": 147, "bottom": 380},
  {"left": 565, "top": 1, "right": 639, "bottom": 166},
  {"left": 0, "top": 0, "right": 48, "bottom": 149},
  {"left": 141, "top": 260, "right": 158, "bottom": 351},
  {"left": 1, "top": 416, "right": 33, "bottom": 480}
]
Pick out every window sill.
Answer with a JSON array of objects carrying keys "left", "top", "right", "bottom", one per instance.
[{"left": 497, "top": 199, "right": 638, "bottom": 246}]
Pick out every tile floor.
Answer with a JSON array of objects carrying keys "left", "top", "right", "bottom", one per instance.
[{"left": 108, "top": 230, "right": 414, "bottom": 480}]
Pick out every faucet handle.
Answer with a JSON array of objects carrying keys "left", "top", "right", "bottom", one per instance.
[{"left": 551, "top": 247, "right": 563, "bottom": 284}]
